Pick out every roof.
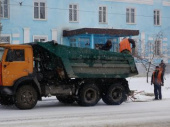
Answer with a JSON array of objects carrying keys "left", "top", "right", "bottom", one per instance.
[
  {"left": 63, "top": 28, "right": 139, "bottom": 37},
  {"left": 0, "top": 43, "right": 31, "bottom": 48}
]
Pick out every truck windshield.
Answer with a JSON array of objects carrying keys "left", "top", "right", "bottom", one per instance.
[{"left": 0, "top": 48, "right": 5, "bottom": 62}]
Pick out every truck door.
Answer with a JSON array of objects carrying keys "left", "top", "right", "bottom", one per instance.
[{"left": 2, "top": 47, "right": 33, "bottom": 86}]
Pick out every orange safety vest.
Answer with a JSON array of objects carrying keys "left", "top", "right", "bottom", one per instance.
[
  {"left": 119, "top": 39, "right": 132, "bottom": 52},
  {"left": 153, "top": 71, "right": 162, "bottom": 84}
]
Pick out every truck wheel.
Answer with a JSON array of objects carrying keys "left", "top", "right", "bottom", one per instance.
[
  {"left": 15, "top": 85, "right": 38, "bottom": 109},
  {"left": 77, "top": 84, "right": 100, "bottom": 106},
  {"left": 57, "top": 96, "right": 75, "bottom": 104},
  {"left": 0, "top": 96, "right": 14, "bottom": 105},
  {"left": 102, "top": 84, "right": 126, "bottom": 105}
]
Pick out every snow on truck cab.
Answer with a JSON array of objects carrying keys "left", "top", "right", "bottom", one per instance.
[{"left": 0, "top": 41, "right": 138, "bottom": 109}]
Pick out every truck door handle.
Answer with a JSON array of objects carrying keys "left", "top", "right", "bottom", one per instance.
[{"left": 4, "top": 65, "right": 7, "bottom": 68}]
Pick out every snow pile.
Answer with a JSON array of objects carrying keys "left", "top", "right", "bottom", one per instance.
[{"left": 127, "top": 74, "right": 170, "bottom": 102}]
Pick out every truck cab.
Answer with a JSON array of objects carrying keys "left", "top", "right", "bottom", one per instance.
[
  {"left": 0, "top": 44, "right": 33, "bottom": 87},
  {"left": 0, "top": 44, "right": 36, "bottom": 108}
]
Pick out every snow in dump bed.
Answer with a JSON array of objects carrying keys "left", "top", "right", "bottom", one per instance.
[{"left": 127, "top": 74, "right": 170, "bottom": 102}]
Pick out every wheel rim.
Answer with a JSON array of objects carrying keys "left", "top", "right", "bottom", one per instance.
[
  {"left": 111, "top": 87, "right": 122, "bottom": 101},
  {"left": 21, "top": 90, "right": 35, "bottom": 104},
  {"left": 84, "top": 88, "right": 97, "bottom": 102}
]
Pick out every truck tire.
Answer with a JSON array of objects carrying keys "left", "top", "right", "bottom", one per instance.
[
  {"left": 57, "top": 96, "right": 75, "bottom": 104},
  {"left": 102, "top": 84, "right": 126, "bottom": 105},
  {"left": 0, "top": 96, "right": 14, "bottom": 106},
  {"left": 77, "top": 84, "right": 100, "bottom": 106},
  {"left": 15, "top": 85, "right": 38, "bottom": 109}
]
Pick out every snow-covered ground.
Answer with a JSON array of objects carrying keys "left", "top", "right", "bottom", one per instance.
[
  {"left": 0, "top": 76, "right": 170, "bottom": 127},
  {"left": 127, "top": 74, "right": 170, "bottom": 102}
]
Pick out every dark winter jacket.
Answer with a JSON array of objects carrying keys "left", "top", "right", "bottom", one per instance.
[
  {"left": 159, "top": 63, "right": 166, "bottom": 73},
  {"left": 100, "top": 40, "right": 112, "bottom": 51},
  {"left": 128, "top": 38, "right": 136, "bottom": 48}
]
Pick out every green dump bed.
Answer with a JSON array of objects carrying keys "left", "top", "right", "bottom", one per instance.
[{"left": 37, "top": 42, "right": 138, "bottom": 78}]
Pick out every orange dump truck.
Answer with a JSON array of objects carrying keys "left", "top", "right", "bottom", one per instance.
[{"left": 0, "top": 41, "right": 138, "bottom": 109}]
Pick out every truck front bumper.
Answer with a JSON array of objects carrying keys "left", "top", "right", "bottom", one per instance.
[{"left": 0, "top": 86, "right": 13, "bottom": 96}]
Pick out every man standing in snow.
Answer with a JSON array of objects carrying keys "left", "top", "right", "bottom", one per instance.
[{"left": 151, "top": 66, "right": 164, "bottom": 100}]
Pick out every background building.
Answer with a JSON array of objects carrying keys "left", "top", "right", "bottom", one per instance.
[{"left": 1, "top": 0, "right": 170, "bottom": 64}]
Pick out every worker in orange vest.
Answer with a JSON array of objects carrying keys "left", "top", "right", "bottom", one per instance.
[
  {"left": 151, "top": 66, "right": 164, "bottom": 100},
  {"left": 119, "top": 38, "right": 136, "bottom": 54}
]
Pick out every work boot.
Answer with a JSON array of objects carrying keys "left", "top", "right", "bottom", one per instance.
[{"left": 154, "top": 98, "right": 158, "bottom": 100}]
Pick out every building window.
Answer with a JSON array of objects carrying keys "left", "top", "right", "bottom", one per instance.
[
  {"left": 34, "top": 1, "right": 46, "bottom": 20},
  {"left": 154, "top": 40, "right": 162, "bottom": 56},
  {"left": 126, "top": 8, "right": 136, "bottom": 24},
  {"left": 99, "top": 6, "right": 107, "bottom": 23},
  {"left": 0, "top": 0, "right": 9, "bottom": 18},
  {"left": 70, "top": 38, "right": 76, "bottom": 47},
  {"left": 154, "top": 10, "right": 161, "bottom": 26},
  {"left": 33, "top": 36, "right": 48, "bottom": 42},
  {"left": 78, "top": 38, "right": 90, "bottom": 48},
  {"left": 0, "top": 35, "right": 10, "bottom": 43},
  {"left": 69, "top": 4, "right": 79, "bottom": 22}
]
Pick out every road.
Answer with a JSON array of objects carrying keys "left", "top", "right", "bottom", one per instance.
[{"left": 0, "top": 98, "right": 170, "bottom": 127}]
